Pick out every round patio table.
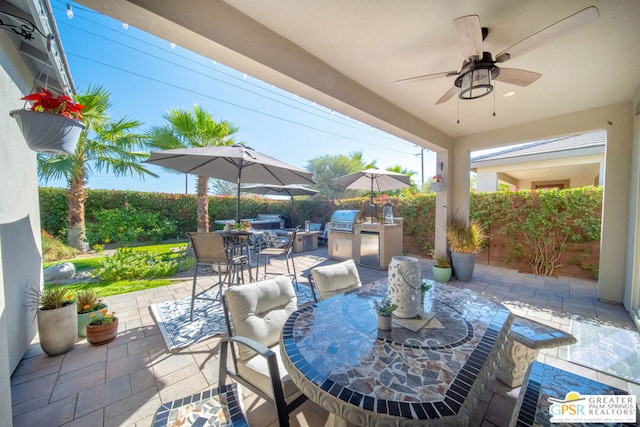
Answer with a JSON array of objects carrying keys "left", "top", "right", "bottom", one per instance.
[{"left": 280, "top": 280, "right": 514, "bottom": 426}]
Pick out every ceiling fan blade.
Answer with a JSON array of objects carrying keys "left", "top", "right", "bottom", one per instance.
[
  {"left": 494, "top": 68, "right": 542, "bottom": 86},
  {"left": 435, "top": 86, "right": 459, "bottom": 105},
  {"left": 394, "top": 71, "right": 457, "bottom": 85},
  {"left": 495, "top": 6, "right": 599, "bottom": 63},
  {"left": 453, "top": 15, "right": 483, "bottom": 60}
]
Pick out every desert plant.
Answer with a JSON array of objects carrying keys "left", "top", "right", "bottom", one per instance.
[
  {"left": 446, "top": 216, "right": 486, "bottom": 254},
  {"left": 27, "top": 285, "right": 74, "bottom": 311},
  {"left": 41, "top": 230, "right": 78, "bottom": 262},
  {"left": 93, "top": 248, "right": 179, "bottom": 281},
  {"left": 373, "top": 297, "right": 398, "bottom": 317},
  {"left": 75, "top": 289, "right": 106, "bottom": 314},
  {"left": 431, "top": 250, "right": 451, "bottom": 268}
]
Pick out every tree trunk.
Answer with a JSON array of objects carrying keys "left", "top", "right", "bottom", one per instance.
[
  {"left": 67, "top": 175, "right": 90, "bottom": 253},
  {"left": 197, "top": 175, "right": 209, "bottom": 232}
]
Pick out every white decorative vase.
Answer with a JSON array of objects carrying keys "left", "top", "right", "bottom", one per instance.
[{"left": 388, "top": 256, "right": 421, "bottom": 318}]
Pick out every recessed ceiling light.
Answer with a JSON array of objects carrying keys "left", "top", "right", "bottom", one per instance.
[{"left": 502, "top": 91, "right": 516, "bottom": 98}]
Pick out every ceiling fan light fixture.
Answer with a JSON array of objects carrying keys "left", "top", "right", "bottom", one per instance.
[{"left": 454, "top": 52, "right": 500, "bottom": 100}]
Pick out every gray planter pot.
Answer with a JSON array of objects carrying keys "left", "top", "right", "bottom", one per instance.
[
  {"left": 37, "top": 302, "right": 78, "bottom": 356},
  {"left": 451, "top": 252, "right": 476, "bottom": 282},
  {"left": 10, "top": 110, "right": 85, "bottom": 155},
  {"left": 432, "top": 266, "right": 452, "bottom": 282},
  {"left": 377, "top": 315, "right": 392, "bottom": 330}
]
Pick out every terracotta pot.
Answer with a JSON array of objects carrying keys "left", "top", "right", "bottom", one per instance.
[
  {"left": 86, "top": 318, "right": 119, "bottom": 346},
  {"left": 77, "top": 305, "right": 108, "bottom": 337},
  {"left": 37, "top": 302, "right": 78, "bottom": 356},
  {"left": 10, "top": 110, "right": 85, "bottom": 155}
]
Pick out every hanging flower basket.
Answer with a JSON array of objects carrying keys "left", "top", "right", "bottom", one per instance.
[
  {"left": 431, "top": 180, "right": 446, "bottom": 192},
  {"left": 10, "top": 88, "right": 86, "bottom": 155},
  {"left": 10, "top": 110, "right": 85, "bottom": 155}
]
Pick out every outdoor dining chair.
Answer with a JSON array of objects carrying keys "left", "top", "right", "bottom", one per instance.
[
  {"left": 256, "top": 227, "right": 299, "bottom": 289},
  {"left": 186, "top": 232, "right": 249, "bottom": 321},
  {"left": 219, "top": 275, "right": 307, "bottom": 427},
  {"left": 308, "top": 259, "right": 362, "bottom": 302}
]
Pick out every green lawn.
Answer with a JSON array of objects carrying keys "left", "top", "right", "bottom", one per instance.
[
  {"left": 43, "top": 241, "right": 191, "bottom": 297},
  {"left": 48, "top": 278, "right": 177, "bottom": 297}
]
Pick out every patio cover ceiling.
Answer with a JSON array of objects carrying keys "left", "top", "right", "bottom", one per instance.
[{"left": 76, "top": 0, "right": 640, "bottom": 151}]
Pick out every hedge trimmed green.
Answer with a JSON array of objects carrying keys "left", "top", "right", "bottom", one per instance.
[{"left": 40, "top": 186, "right": 602, "bottom": 277}]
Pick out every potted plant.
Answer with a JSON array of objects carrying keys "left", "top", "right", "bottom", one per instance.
[
  {"left": 86, "top": 308, "right": 118, "bottom": 346},
  {"left": 420, "top": 279, "right": 434, "bottom": 302},
  {"left": 431, "top": 175, "right": 445, "bottom": 192},
  {"left": 431, "top": 250, "right": 452, "bottom": 282},
  {"left": 373, "top": 297, "right": 398, "bottom": 331},
  {"left": 27, "top": 285, "right": 77, "bottom": 356},
  {"left": 75, "top": 290, "right": 107, "bottom": 338},
  {"left": 446, "top": 216, "right": 487, "bottom": 282},
  {"left": 10, "top": 88, "right": 85, "bottom": 154}
]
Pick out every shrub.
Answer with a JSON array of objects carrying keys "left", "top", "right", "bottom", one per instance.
[
  {"left": 41, "top": 230, "right": 78, "bottom": 262},
  {"left": 93, "top": 248, "right": 180, "bottom": 281},
  {"left": 85, "top": 207, "right": 178, "bottom": 245}
]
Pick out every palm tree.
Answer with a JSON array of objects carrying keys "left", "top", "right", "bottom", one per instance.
[
  {"left": 147, "top": 106, "right": 240, "bottom": 232},
  {"left": 386, "top": 165, "right": 419, "bottom": 194},
  {"left": 307, "top": 151, "right": 376, "bottom": 199},
  {"left": 38, "top": 85, "right": 156, "bottom": 252}
]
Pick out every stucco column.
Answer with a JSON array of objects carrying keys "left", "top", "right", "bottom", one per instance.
[
  {"left": 451, "top": 144, "right": 471, "bottom": 224},
  {"left": 434, "top": 151, "right": 448, "bottom": 254}
]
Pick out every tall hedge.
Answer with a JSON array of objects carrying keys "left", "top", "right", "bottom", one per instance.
[{"left": 39, "top": 186, "right": 602, "bottom": 278}]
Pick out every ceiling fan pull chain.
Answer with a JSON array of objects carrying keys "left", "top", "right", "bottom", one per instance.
[
  {"left": 457, "top": 97, "right": 460, "bottom": 124},
  {"left": 492, "top": 84, "right": 496, "bottom": 117}
]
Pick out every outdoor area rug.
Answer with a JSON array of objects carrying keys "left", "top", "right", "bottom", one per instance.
[
  {"left": 151, "top": 284, "right": 317, "bottom": 352},
  {"left": 568, "top": 319, "right": 640, "bottom": 384}
]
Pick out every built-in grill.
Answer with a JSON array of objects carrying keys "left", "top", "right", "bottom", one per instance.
[{"left": 328, "top": 210, "right": 364, "bottom": 233}]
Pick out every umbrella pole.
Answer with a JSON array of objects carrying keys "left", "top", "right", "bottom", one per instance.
[{"left": 236, "top": 171, "right": 242, "bottom": 223}]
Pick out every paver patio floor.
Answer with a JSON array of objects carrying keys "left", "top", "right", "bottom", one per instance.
[{"left": 10, "top": 247, "right": 638, "bottom": 426}]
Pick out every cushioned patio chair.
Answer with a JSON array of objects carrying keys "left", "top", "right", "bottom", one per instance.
[
  {"left": 308, "top": 259, "right": 362, "bottom": 302},
  {"left": 219, "top": 276, "right": 307, "bottom": 427}
]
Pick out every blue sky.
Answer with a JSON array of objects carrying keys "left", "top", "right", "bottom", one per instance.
[{"left": 43, "top": 0, "right": 437, "bottom": 195}]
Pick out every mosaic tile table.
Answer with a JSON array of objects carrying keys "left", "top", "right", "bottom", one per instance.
[{"left": 280, "top": 280, "right": 513, "bottom": 426}]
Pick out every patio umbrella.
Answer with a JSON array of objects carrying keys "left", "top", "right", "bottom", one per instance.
[
  {"left": 145, "top": 145, "right": 315, "bottom": 222},
  {"left": 242, "top": 184, "right": 319, "bottom": 224},
  {"left": 334, "top": 168, "right": 412, "bottom": 205},
  {"left": 241, "top": 184, "right": 318, "bottom": 198}
]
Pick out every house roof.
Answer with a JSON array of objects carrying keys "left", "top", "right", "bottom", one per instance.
[
  {"left": 1, "top": 0, "right": 76, "bottom": 96},
  {"left": 470, "top": 131, "right": 606, "bottom": 165}
]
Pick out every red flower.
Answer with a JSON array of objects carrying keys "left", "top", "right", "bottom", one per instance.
[{"left": 21, "top": 89, "right": 85, "bottom": 120}]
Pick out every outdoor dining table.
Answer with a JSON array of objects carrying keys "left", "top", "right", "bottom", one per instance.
[
  {"left": 280, "top": 280, "right": 514, "bottom": 426},
  {"left": 217, "top": 230, "right": 255, "bottom": 283}
]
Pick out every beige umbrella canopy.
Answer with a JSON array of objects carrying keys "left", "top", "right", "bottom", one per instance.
[
  {"left": 145, "top": 145, "right": 315, "bottom": 221},
  {"left": 334, "top": 168, "right": 411, "bottom": 204}
]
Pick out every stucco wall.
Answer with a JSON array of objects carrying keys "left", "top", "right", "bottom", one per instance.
[
  {"left": 451, "top": 103, "right": 633, "bottom": 305},
  {"left": 1, "top": 34, "right": 42, "bottom": 420}
]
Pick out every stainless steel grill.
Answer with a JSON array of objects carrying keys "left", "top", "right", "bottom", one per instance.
[{"left": 328, "top": 210, "right": 364, "bottom": 233}]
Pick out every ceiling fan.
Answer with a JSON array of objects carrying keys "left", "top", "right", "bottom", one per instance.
[{"left": 394, "top": 6, "right": 600, "bottom": 105}]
